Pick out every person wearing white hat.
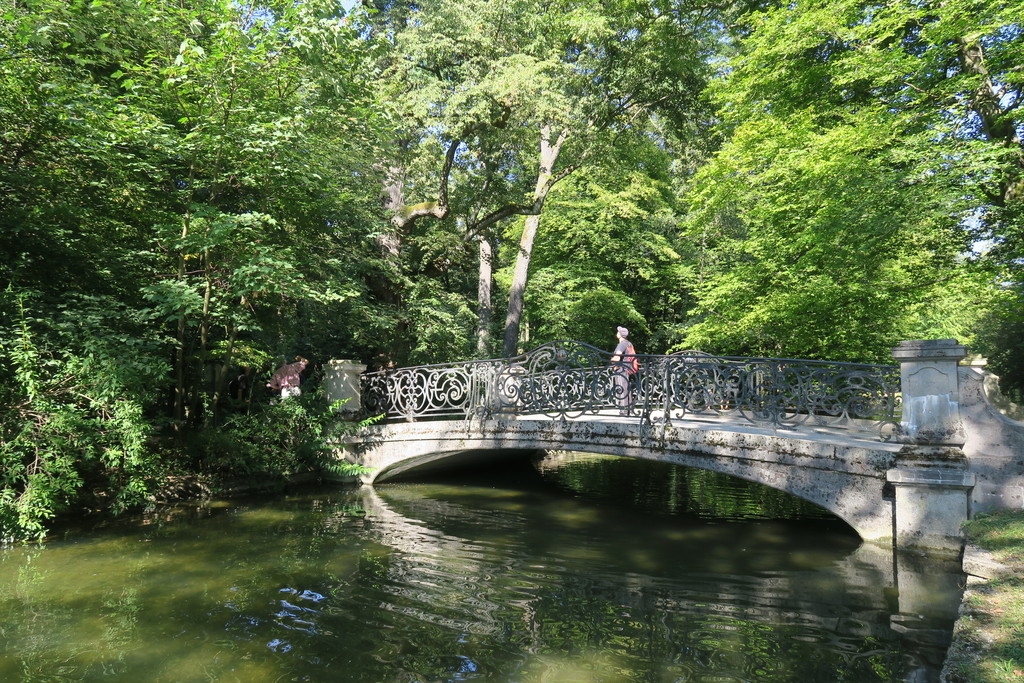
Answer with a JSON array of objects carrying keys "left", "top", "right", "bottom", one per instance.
[{"left": 610, "top": 326, "right": 638, "bottom": 416}]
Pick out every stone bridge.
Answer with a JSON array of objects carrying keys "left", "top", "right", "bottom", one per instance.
[{"left": 328, "top": 339, "right": 1024, "bottom": 554}]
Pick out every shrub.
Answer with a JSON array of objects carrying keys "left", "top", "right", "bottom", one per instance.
[
  {"left": 0, "top": 298, "right": 164, "bottom": 543},
  {"left": 188, "top": 387, "right": 373, "bottom": 488}
]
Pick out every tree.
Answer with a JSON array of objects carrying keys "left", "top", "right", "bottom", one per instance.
[
  {"left": 361, "top": 0, "right": 718, "bottom": 360},
  {"left": 133, "top": 1, "right": 376, "bottom": 428},
  {"left": 508, "top": 131, "right": 695, "bottom": 352},
  {"left": 677, "top": 0, "right": 1019, "bottom": 362},
  {"left": 0, "top": 0, "right": 379, "bottom": 539}
]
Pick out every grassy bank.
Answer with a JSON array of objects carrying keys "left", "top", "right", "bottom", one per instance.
[{"left": 942, "top": 510, "right": 1024, "bottom": 682}]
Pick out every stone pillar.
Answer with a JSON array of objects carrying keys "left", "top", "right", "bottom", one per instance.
[
  {"left": 893, "top": 339, "right": 968, "bottom": 446},
  {"left": 887, "top": 340, "right": 974, "bottom": 554},
  {"left": 325, "top": 359, "right": 366, "bottom": 418},
  {"left": 886, "top": 466, "right": 974, "bottom": 554}
]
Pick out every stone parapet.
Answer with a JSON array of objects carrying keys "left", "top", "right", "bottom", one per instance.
[{"left": 959, "top": 366, "right": 1024, "bottom": 514}]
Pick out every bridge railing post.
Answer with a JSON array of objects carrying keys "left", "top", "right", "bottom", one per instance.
[
  {"left": 325, "top": 359, "right": 367, "bottom": 419},
  {"left": 893, "top": 339, "right": 968, "bottom": 446},
  {"left": 887, "top": 339, "right": 975, "bottom": 554}
]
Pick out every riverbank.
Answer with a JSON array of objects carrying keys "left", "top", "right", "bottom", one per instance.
[{"left": 941, "top": 510, "right": 1024, "bottom": 683}]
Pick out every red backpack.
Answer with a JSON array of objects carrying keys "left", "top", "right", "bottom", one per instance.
[{"left": 625, "top": 342, "right": 639, "bottom": 375}]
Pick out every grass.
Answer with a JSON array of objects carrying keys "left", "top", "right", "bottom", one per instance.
[{"left": 942, "top": 510, "right": 1024, "bottom": 683}]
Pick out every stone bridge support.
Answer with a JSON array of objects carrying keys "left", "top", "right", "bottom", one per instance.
[
  {"left": 888, "top": 340, "right": 975, "bottom": 555},
  {"left": 960, "top": 363, "right": 1024, "bottom": 513},
  {"left": 324, "top": 359, "right": 367, "bottom": 418}
]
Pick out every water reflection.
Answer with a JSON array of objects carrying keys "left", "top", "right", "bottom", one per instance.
[{"left": 0, "top": 453, "right": 962, "bottom": 682}]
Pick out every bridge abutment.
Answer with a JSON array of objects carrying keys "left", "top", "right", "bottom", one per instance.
[{"left": 888, "top": 340, "right": 975, "bottom": 555}]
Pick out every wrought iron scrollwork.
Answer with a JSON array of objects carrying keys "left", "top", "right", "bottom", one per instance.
[
  {"left": 496, "top": 341, "right": 623, "bottom": 420},
  {"left": 361, "top": 360, "right": 496, "bottom": 421},
  {"left": 359, "top": 341, "right": 901, "bottom": 438},
  {"left": 651, "top": 353, "right": 900, "bottom": 432}
]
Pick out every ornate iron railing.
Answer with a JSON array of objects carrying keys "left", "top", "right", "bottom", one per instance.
[{"left": 360, "top": 341, "right": 901, "bottom": 437}]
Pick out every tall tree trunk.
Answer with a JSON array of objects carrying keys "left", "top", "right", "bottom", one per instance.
[
  {"left": 210, "top": 316, "right": 239, "bottom": 425},
  {"left": 503, "top": 213, "right": 541, "bottom": 357},
  {"left": 374, "top": 161, "right": 406, "bottom": 306},
  {"left": 365, "top": 162, "right": 410, "bottom": 365},
  {"left": 189, "top": 247, "right": 213, "bottom": 426},
  {"left": 476, "top": 235, "right": 493, "bottom": 356},
  {"left": 958, "top": 36, "right": 1024, "bottom": 204},
  {"left": 502, "top": 126, "right": 568, "bottom": 357},
  {"left": 172, "top": 208, "right": 192, "bottom": 438}
]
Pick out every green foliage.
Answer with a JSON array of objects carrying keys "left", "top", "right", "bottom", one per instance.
[
  {"left": 0, "top": 295, "right": 165, "bottom": 543},
  {"left": 563, "top": 287, "right": 648, "bottom": 351},
  {"left": 188, "top": 390, "right": 373, "bottom": 486},
  {"left": 2, "top": 0, "right": 382, "bottom": 419},
  {"left": 676, "top": 0, "right": 1016, "bottom": 362},
  {"left": 972, "top": 284, "right": 1024, "bottom": 402},
  {"left": 522, "top": 275, "right": 647, "bottom": 351},
  {"left": 0, "top": 0, "right": 383, "bottom": 540},
  {"left": 406, "top": 287, "right": 479, "bottom": 364},
  {"left": 509, "top": 137, "right": 693, "bottom": 354}
]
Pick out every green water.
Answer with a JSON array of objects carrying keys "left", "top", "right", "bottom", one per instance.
[{"left": 0, "top": 452, "right": 963, "bottom": 682}]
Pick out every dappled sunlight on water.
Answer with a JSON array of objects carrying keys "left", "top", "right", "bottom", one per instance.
[{"left": 1, "top": 453, "right": 962, "bottom": 682}]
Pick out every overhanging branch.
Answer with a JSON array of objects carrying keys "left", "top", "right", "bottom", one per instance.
[
  {"left": 464, "top": 160, "right": 582, "bottom": 239},
  {"left": 391, "top": 136, "right": 461, "bottom": 229}
]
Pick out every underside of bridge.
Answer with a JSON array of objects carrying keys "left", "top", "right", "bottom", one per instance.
[
  {"left": 368, "top": 444, "right": 863, "bottom": 534},
  {"left": 372, "top": 447, "right": 546, "bottom": 481}
]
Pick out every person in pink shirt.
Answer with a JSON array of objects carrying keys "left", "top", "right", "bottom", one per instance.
[{"left": 268, "top": 356, "right": 308, "bottom": 398}]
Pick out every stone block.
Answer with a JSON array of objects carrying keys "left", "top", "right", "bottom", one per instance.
[{"left": 886, "top": 465, "right": 975, "bottom": 554}]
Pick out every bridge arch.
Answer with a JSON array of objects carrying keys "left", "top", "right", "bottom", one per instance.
[{"left": 339, "top": 417, "right": 902, "bottom": 544}]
